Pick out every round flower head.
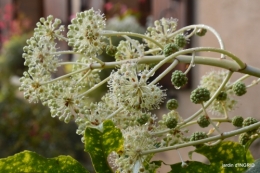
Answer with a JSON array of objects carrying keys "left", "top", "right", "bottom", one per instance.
[
  {"left": 145, "top": 17, "right": 178, "bottom": 51},
  {"left": 46, "top": 79, "right": 86, "bottom": 123},
  {"left": 115, "top": 40, "right": 146, "bottom": 70},
  {"left": 23, "top": 36, "right": 61, "bottom": 73},
  {"left": 111, "top": 125, "right": 156, "bottom": 172},
  {"left": 34, "top": 15, "right": 65, "bottom": 41},
  {"left": 200, "top": 70, "right": 237, "bottom": 115},
  {"left": 108, "top": 62, "right": 166, "bottom": 110},
  {"left": 19, "top": 71, "right": 50, "bottom": 103},
  {"left": 67, "top": 8, "right": 106, "bottom": 56}
]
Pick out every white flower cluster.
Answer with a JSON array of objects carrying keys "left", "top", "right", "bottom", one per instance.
[
  {"left": 108, "top": 62, "right": 166, "bottom": 111},
  {"left": 67, "top": 8, "right": 106, "bottom": 56},
  {"left": 111, "top": 126, "right": 156, "bottom": 173},
  {"left": 145, "top": 18, "right": 178, "bottom": 50}
]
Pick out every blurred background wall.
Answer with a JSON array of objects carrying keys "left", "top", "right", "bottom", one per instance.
[{"left": 1, "top": 0, "right": 260, "bottom": 172}]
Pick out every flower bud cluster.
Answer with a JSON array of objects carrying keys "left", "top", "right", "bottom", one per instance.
[{"left": 67, "top": 8, "right": 106, "bottom": 56}]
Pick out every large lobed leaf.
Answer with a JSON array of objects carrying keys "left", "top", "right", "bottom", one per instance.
[
  {"left": 169, "top": 141, "right": 254, "bottom": 173},
  {"left": 84, "top": 120, "right": 124, "bottom": 173},
  {"left": 0, "top": 150, "right": 89, "bottom": 173}
]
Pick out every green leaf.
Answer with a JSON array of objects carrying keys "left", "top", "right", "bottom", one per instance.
[
  {"left": 0, "top": 150, "right": 89, "bottom": 173},
  {"left": 245, "top": 159, "right": 260, "bottom": 173},
  {"left": 84, "top": 120, "right": 124, "bottom": 173},
  {"left": 169, "top": 141, "right": 254, "bottom": 173}
]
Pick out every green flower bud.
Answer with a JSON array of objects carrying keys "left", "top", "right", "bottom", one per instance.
[
  {"left": 163, "top": 43, "right": 179, "bottom": 57},
  {"left": 232, "top": 82, "right": 247, "bottom": 96},
  {"left": 174, "top": 34, "right": 187, "bottom": 48},
  {"left": 243, "top": 117, "right": 259, "bottom": 134},
  {"left": 216, "top": 91, "right": 227, "bottom": 101},
  {"left": 197, "top": 114, "right": 210, "bottom": 128},
  {"left": 165, "top": 117, "right": 178, "bottom": 129},
  {"left": 190, "top": 132, "right": 208, "bottom": 148},
  {"left": 232, "top": 116, "right": 244, "bottom": 127},
  {"left": 136, "top": 114, "right": 150, "bottom": 125},
  {"left": 171, "top": 70, "right": 188, "bottom": 88},
  {"left": 106, "top": 45, "right": 117, "bottom": 56},
  {"left": 196, "top": 28, "right": 207, "bottom": 36},
  {"left": 166, "top": 99, "right": 179, "bottom": 110},
  {"left": 190, "top": 88, "right": 210, "bottom": 104},
  {"left": 239, "top": 133, "right": 250, "bottom": 145}
]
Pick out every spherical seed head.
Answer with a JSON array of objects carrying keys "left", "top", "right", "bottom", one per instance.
[
  {"left": 106, "top": 45, "right": 117, "bottom": 56},
  {"left": 190, "top": 132, "right": 208, "bottom": 148},
  {"left": 197, "top": 114, "right": 210, "bottom": 128},
  {"left": 163, "top": 43, "right": 179, "bottom": 57},
  {"left": 243, "top": 117, "right": 258, "bottom": 127},
  {"left": 232, "top": 82, "right": 247, "bottom": 96},
  {"left": 174, "top": 34, "right": 187, "bottom": 48},
  {"left": 165, "top": 117, "right": 178, "bottom": 129},
  {"left": 190, "top": 87, "right": 210, "bottom": 104},
  {"left": 166, "top": 99, "right": 179, "bottom": 110},
  {"left": 196, "top": 28, "right": 207, "bottom": 36},
  {"left": 243, "top": 117, "right": 259, "bottom": 135},
  {"left": 171, "top": 70, "right": 188, "bottom": 88},
  {"left": 239, "top": 133, "right": 250, "bottom": 145},
  {"left": 216, "top": 91, "right": 227, "bottom": 101},
  {"left": 232, "top": 116, "right": 244, "bottom": 127},
  {"left": 136, "top": 114, "right": 150, "bottom": 125}
]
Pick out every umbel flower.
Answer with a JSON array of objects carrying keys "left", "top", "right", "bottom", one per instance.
[
  {"left": 108, "top": 62, "right": 166, "bottom": 111},
  {"left": 19, "top": 70, "right": 50, "bottom": 103},
  {"left": 46, "top": 79, "right": 86, "bottom": 123},
  {"left": 67, "top": 8, "right": 107, "bottom": 56},
  {"left": 145, "top": 17, "right": 178, "bottom": 50},
  {"left": 111, "top": 125, "right": 156, "bottom": 172},
  {"left": 23, "top": 36, "right": 61, "bottom": 73},
  {"left": 34, "top": 15, "right": 65, "bottom": 41}
]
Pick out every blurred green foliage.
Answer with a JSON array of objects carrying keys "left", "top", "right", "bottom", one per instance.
[{"left": 0, "top": 35, "right": 93, "bottom": 171}]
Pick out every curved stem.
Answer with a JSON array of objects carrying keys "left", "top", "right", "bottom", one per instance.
[
  {"left": 149, "top": 59, "right": 179, "bottom": 85},
  {"left": 201, "top": 103, "right": 222, "bottom": 134},
  {"left": 142, "top": 121, "right": 260, "bottom": 155},
  {"left": 169, "top": 24, "right": 225, "bottom": 58},
  {"left": 147, "top": 47, "right": 245, "bottom": 79},
  {"left": 78, "top": 76, "right": 110, "bottom": 97},
  {"left": 184, "top": 51, "right": 195, "bottom": 75},
  {"left": 106, "top": 107, "right": 124, "bottom": 120},
  {"left": 40, "top": 66, "right": 90, "bottom": 85},
  {"left": 247, "top": 78, "right": 260, "bottom": 88},
  {"left": 102, "top": 30, "right": 164, "bottom": 49}
]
